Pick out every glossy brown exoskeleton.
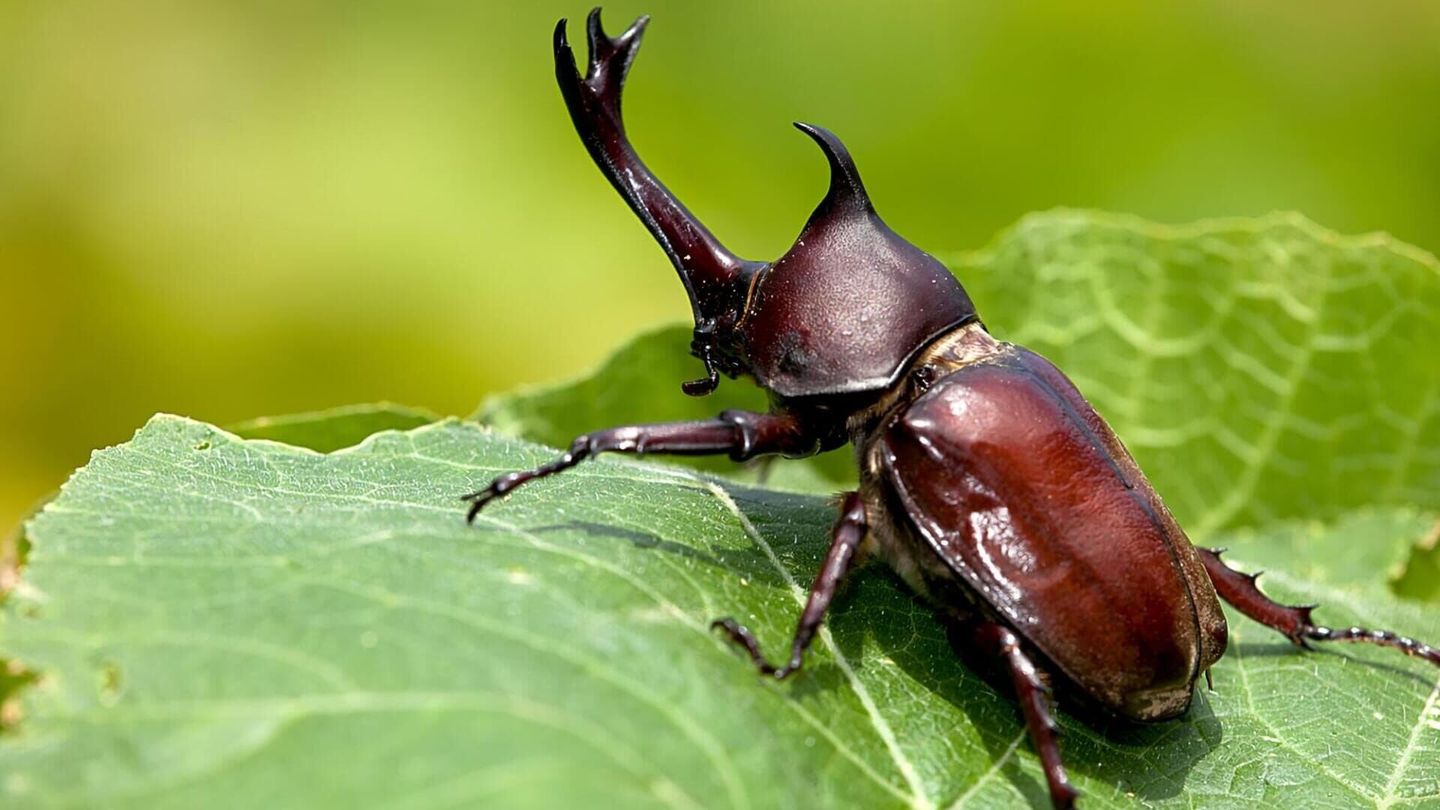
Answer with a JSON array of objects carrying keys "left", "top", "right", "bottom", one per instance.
[{"left": 464, "top": 10, "right": 1440, "bottom": 807}]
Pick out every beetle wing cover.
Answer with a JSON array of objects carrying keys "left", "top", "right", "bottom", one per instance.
[{"left": 880, "top": 346, "right": 1225, "bottom": 720}]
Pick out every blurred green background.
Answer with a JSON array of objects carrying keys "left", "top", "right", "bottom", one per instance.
[{"left": 4, "top": 0, "right": 1440, "bottom": 532}]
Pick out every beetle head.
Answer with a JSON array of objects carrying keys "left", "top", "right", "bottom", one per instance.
[{"left": 555, "top": 10, "right": 976, "bottom": 400}]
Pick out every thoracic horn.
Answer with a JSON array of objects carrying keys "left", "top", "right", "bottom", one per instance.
[{"left": 793, "top": 122, "right": 875, "bottom": 220}]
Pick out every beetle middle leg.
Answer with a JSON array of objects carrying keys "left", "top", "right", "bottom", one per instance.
[
  {"left": 969, "top": 621, "right": 1079, "bottom": 810},
  {"left": 711, "top": 492, "right": 867, "bottom": 680},
  {"left": 463, "top": 410, "right": 823, "bottom": 521},
  {"left": 1198, "top": 548, "right": 1439, "bottom": 667}
]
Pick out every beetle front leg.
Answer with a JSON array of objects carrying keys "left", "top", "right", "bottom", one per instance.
[
  {"left": 1198, "top": 548, "right": 1439, "bottom": 667},
  {"left": 463, "top": 410, "right": 821, "bottom": 521},
  {"left": 712, "top": 492, "right": 867, "bottom": 679},
  {"left": 972, "top": 621, "right": 1079, "bottom": 810}
]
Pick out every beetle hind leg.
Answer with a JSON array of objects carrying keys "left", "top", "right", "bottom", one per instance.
[
  {"left": 970, "top": 622, "right": 1079, "bottom": 810},
  {"left": 711, "top": 492, "right": 867, "bottom": 680},
  {"left": 1199, "top": 548, "right": 1440, "bottom": 667}
]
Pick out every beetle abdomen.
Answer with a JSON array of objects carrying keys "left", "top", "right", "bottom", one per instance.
[{"left": 879, "top": 344, "right": 1227, "bottom": 721}]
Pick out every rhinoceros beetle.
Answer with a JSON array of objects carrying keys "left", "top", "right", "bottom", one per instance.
[{"left": 464, "top": 10, "right": 1440, "bottom": 807}]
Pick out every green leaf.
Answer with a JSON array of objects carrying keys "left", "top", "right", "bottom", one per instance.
[
  {"left": 227, "top": 402, "right": 440, "bottom": 453},
  {"left": 4, "top": 415, "right": 1438, "bottom": 808},
  {"left": 484, "top": 212, "right": 1440, "bottom": 537},
  {"left": 7, "top": 210, "right": 1440, "bottom": 805}
]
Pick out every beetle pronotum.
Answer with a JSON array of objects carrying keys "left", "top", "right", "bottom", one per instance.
[{"left": 464, "top": 10, "right": 1440, "bottom": 808}]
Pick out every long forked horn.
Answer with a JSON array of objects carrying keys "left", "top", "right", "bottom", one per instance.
[{"left": 554, "top": 10, "right": 760, "bottom": 375}]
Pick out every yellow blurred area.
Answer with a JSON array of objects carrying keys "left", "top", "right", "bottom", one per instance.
[{"left": 4, "top": 0, "right": 1440, "bottom": 530}]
